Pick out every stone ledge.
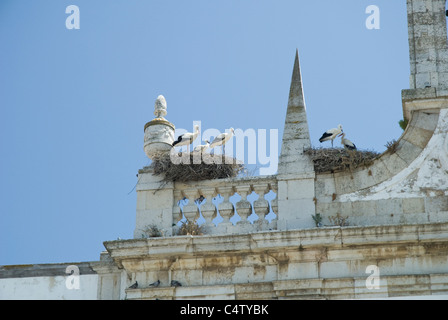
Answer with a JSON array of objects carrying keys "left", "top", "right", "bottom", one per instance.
[
  {"left": 123, "top": 273, "right": 448, "bottom": 300},
  {"left": 0, "top": 261, "right": 103, "bottom": 279},
  {"left": 104, "top": 222, "right": 448, "bottom": 266}
]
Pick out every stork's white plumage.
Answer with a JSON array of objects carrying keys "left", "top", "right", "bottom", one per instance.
[
  {"left": 172, "top": 125, "right": 200, "bottom": 152},
  {"left": 338, "top": 132, "right": 357, "bottom": 150},
  {"left": 193, "top": 140, "right": 210, "bottom": 153},
  {"left": 209, "top": 128, "right": 235, "bottom": 154},
  {"left": 319, "top": 124, "right": 343, "bottom": 147}
]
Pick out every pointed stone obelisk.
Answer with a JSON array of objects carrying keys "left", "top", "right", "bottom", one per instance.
[
  {"left": 278, "top": 49, "right": 314, "bottom": 177},
  {"left": 277, "top": 50, "right": 316, "bottom": 230}
]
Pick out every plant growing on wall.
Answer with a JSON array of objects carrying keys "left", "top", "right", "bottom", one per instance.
[
  {"left": 312, "top": 213, "right": 323, "bottom": 227},
  {"left": 385, "top": 139, "right": 399, "bottom": 153},
  {"left": 143, "top": 224, "right": 163, "bottom": 238},
  {"left": 398, "top": 118, "right": 408, "bottom": 130},
  {"left": 328, "top": 213, "right": 349, "bottom": 227},
  {"left": 177, "top": 220, "right": 204, "bottom": 236}
]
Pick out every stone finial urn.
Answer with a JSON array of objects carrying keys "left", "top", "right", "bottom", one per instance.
[{"left": 143, "top": 95, "right": 175, "bottom": 159}]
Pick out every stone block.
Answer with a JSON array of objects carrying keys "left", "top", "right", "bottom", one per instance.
[
  {"left": 339, "top": 201, "right": 353, "bottom": 216},
  {"left": 273, "top": 278, "right": 322, "bottom": 292},
  {"left": 202, "top": 267, "right": 236, "bottom": 286},
  {"left": 351, "top": 168, "right": 377, "bottom": 191},
  {"left": 367, "top": 160, "right": 393, "bottom": 185},
  {"left": 399, "top": 212, "right": 429, "bottom": 224},
  {"left": 417, "top": 221, "right": 448, "bottom": 240},
  {"left": 315, "top": 175, "right": 336, "bottom": 198},
  {"left": 333, "top": 173, "right": 356, "bottom": 195},
  {"left": 235, "top": 282, "right": 276, "bottom": 299},
  {"left": 403, "top": 125, "right": 433, "bottom": 149},
  {"left": 298, "top": 227, "right": 343, "bottom": 247},
  {"left": 322, "top": 278, "right": 355, "bottom": 299},
  {"left": 354, "top": 278, "right": 388, "bottom": 299},
  {"left": 425, "top": 196, "right": 448, "bottom": 213},
  {"left": 380, "top": 151, "right": 410, "bottom": 176},
  {"left": 172, "top": 269, "right": 203, "bottom": 287},
  {"left": 351, "top": 200, "right": 377, "bottom": 217},
  {"left": 376, "top": 199, "right": 403, "bottom": 216},
  {"left": 319, "top": 261, "right": 352, "bottom": 278},
  {"left": 402, "top": 87, "right": 437, "bottom": 101},
  {"left": 402, "top": 197, "right": 425, "bottom": 214},
  {"left": 430, "top": 274, "right": 448, "bottom": 295},
  {"left": 387, "top": 274, "right": 431, "bottom": 297},
  {"left": 278, "top": 156, "right": 314, "bottom": 175},
  {"left": 286, "top": 178, "right": 315, "bottom": 200},
  {"left": 277, "top": 180, "right": 288, "bottom": 201},
  {"left": 134, "top": 208, "right": 174, "bottom": 238},
  {"left": 340, "top": 224, "right": 419, "bottom": 246},
  {"left": 277, "top": 198, "right": 316, "bottom": 230},
  {"left": 144, "top": 189, "right": 174, "bottom": 210},
  {"left": 277, "top": 217, "right": 315, "bottom": 230},
  {"left": 396, "top": 140, "right": 423, "bottom": 165},
  {"left": 175, "top": 285, "right": 235, "bottom": 300},
  {"left": 413, "top": 111, "right": 439, "bottom": 131},
  {"left": 316, "top": 202, "right": 339, "bottom": 217},
  {"left": 428, "top": 210, "right": 448, "bottom": 223},
  {"left": 378, "top": 254, "right": 448, "bottom": 277},
  {"left": 280, "top": 262, "right": 318, "bottom": 280},
  {"left": 136, "top": 191, "right": 146, "bottom": 211},
  {"left": 136, "top": 171, "right": 173, "bottom": 191}
]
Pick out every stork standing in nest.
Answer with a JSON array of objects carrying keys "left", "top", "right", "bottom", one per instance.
[
  {"left": 319, "top": 124, "right": 343, "bottom": 147},
  {"left": 338, "top": 132, "right": 357, "bottom": 150},
  {"left": 209, "top": 127, "right": 235, "bottom": 154},
  {"left": 193, "top": 140, "right": 210, "bottom": 154},
  {"left": 172, "top": 125, "right": 200, "bottom": 153}
]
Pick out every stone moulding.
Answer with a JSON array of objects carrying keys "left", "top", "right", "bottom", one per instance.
[
  {"left": 144, "top": 118, "right": 175, "bottom": 132},
  {"left": 123, "top": 273, "right": 448, "bottom": 300},
  {"left": 104, "top": 221, "right": 448, "bottom": 299},
  {"left": 105, "top": 221, "right": 448, "bottom": 266}
]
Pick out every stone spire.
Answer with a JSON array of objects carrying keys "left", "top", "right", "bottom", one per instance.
[{"left": 277, "top": 49, "right": 314, "bottom": 177}]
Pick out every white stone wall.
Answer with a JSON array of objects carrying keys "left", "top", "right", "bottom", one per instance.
[{"left": 0, "top": 275, "right": 98, "bottom": 300}]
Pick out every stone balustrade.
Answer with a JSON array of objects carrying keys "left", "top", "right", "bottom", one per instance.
[{"left": 172, "top": 176, "right": 278, "bottom": 235}]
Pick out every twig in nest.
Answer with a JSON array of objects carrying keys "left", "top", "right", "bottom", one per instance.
[
  {"left": 304, "top": 147, "right": 380, "bottom": 173},
  {"left": 149, "top": 152, "right": 245, "bottom": 182}
]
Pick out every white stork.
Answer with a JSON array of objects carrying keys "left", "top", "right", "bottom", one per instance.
[
  {"left": 338, "top": 132, "right": 357, "bottom": 150},
  {"left": 319, "top": 124, "right": 343, "bottom": 147},
  {"left": 172, "top": 125, "right": 200, "bottom": 152},
  {"left": 193, "top": 140, "right": 210, "bottom": 153},
  {"left": 209, "top": 127, "right": 235, "bottom": 154}
]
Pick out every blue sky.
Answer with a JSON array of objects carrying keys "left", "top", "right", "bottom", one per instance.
[{"left": 0, "top": 1, "right": 411, "bottom": 265}]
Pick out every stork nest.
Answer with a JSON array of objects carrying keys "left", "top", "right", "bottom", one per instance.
[
  {"left": 150, "top": 152, "right": 245, "bottom": 182},
  {"left": 304, "top": 147, "right": 380, "bottom": 173}
]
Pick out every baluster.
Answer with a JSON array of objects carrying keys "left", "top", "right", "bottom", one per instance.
[
  {"left": 269, "top": 182, "right": 278, "bottom": 216},
  {"left": 182, "top": 189, "right": 200, "bottom": 223},
  {"left": 216, "top": 186, "right": 235, "bottom": 231},
  {"left": 234, "top": 185, "right": 252, "bottom": 225},
  {"left": 173, "top": 190, "right": 183, "bottom": 224},
  {"left": 268, "top": 182, "right": 278, "bottom": 229},
  {"left": 198, "top": 187, "right": 217, "bottom": 233},
  {"left": 252, "top": 184, "right": 270, "bottom": 230}
]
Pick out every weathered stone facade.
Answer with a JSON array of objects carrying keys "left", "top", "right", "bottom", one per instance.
[{"left": 1, "top": 0, "right": 448, "bottom": 300}]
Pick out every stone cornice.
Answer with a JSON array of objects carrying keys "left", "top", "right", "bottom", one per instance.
[{"left": 104, "top": 222, "right": 448, "bottom": 268}]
